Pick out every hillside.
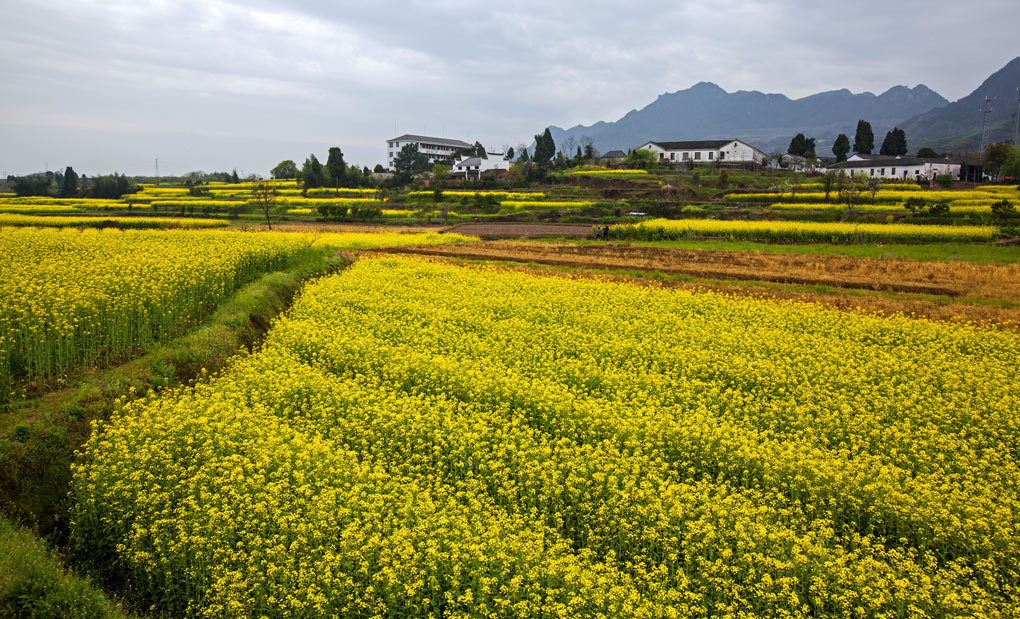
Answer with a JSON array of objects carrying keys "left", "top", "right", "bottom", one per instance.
[
  {"left": 548, "top": 82, "right": 948, "bottom": 156},
  {"left": 900, "top": 56, "right": 1020, "bottom": 153}
]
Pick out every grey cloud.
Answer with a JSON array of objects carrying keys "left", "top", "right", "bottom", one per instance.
[{"left": 1, "top": 0, "right": 1017, "bottom": 176}]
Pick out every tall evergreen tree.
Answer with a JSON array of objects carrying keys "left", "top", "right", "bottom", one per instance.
[
  {"left": 787, "top": 134, "right": 816, "bottom": 158},
  {"left": 832, "top": 134, "right": 851, "bottom": 162},
  {"left": 880, "top": 128, "right": 908, "bottom": 156},
  {"left": 533, "top": 128, "right": 556, "bottom": 166},
  {"left": 301, "top": 154, "right": 325, "bottom": 189},
  {"left": 325, "top": 147, "right": 347, "bottom": 191},
  {"left": 60, "top": 166, "right": 78, "bottom": 197},
  {"left": 853, "top": 120, "right": 874, "bottom": 154}
]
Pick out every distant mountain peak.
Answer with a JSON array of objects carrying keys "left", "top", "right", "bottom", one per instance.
[{"left": 546, "top": 76, "right": 951, "bottom": 157}]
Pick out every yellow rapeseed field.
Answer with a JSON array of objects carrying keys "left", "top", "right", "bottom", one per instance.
[
  {"left": 615, "top": 217, "right": 998, "bottom": 242},
  {"left": 71, "top": 257, "right": 1020, "bottom": 617},
  {"left": 0, "top": 214, "right": 229, "bottom": 228}
]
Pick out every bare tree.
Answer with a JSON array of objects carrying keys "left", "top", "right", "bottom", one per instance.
[
  {"left": 561, "top": 136, "right": 577, "bottom": 161},
  {"left": 250, "top": 180, "right": 277, "bottom": 229}
]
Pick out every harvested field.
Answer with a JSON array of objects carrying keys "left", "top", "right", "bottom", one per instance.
[
  {"left": 368, "top": 241, "right": 1020, "bottom": 328},
  {"left": 444, "top": 222, "right": 595, "bottom": 238}
]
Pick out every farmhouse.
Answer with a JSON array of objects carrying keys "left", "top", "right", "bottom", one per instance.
[
  {"left": 386, "top": 134, "right": 472, "bottom": 166},
  {"left": 451, "top": 152, "right": 509, "bottom": 180},
  {"left": 637, "top": 139, "right": 767, "bottom": 165},
  {"left": 828, "top": 154, "right": 962, "bottom": 181}
]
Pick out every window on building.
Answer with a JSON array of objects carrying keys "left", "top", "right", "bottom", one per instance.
[
  {"left": 870, "top": 169, "right": 874, "bottom": 176},
  {"left": 891, "top": 168, "right": 896, "bottom": 175},
  {"left": 720, "top": 152, "right": 726, "bottom": 160},
  {"left": 670, "top": 153, "right": 675, "bottom": 160},
  {"left": 683, "top": 153, "right": 689, "bottom": 160},
  {"left": 880, "top": 168, "right": 885, "bottom": 176},
  {"left": 708, "top": 152, "right": 714, "bottom": 160},
  {"left": 694, "top": 152, "right": 701, "bottom": 160}
]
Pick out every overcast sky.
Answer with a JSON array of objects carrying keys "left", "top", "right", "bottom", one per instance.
[{"left": 1, "top": 0, "right": 1017, "bottom": 177}]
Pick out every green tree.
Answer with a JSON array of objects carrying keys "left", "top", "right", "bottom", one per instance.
[
  {"left": 821, "top": 171, "right": 839, "bottom": 202},
  {"left": 916, "top": 147, "right": 939, "bottom": 158},
  {"left": 326, "top": 147, "right": 347, "bottom": 192},
  {"left": 532, "top": 128, "right": 556, "bottom": 167},
  {"left": 506, "top": 146, "right": 515, "bottom": 161},
  {"left": 271, "top": 159, "right": 298, "bottom": 180},
  {"left": 1000, "top": 145, "right": 1020, "bottom": 180},
  {"left": 59, "top": 166, "right": 78, "bottom": 197},
  {"left": 83, "top": 173, "right": 137, "bottom": 199},
  {"left": 625, "top": 148, "right": 657, "bottom": 170},
  {"left": 983, "top": 143, "right": 1013, "bottom": 178},
  {"left": 12, "top": 176, "right": 52, "bottom": 197},
  {"left": 853, "top": 120, "right": 874, "bottom": 154},
  {"left": 832, "top": 134, "right": 851, "bottom": 162},
  {"left": 231, "top": 169, "right": 240, "bottom": 183},
  {"left": 519, "top": 147, "right": 529, "bottom": 162},
  {"left": 787, "top": 134, "right": 816, "bottom": 158},
  {"left": 880, "top": 128, "right": 908, "bottom": 156},
  {"left": 391, "top": 143, "right": 431, "bottom": 185},
  {"left": 473, "top": 141, "right": 487, "bottom": 159},
  {"left": 300, "top": 154, "right": 325, "bottom": 189}
]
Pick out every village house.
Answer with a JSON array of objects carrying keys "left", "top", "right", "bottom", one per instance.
[
  {"left": 386, "top": 134, "right": 472, "bottom": 166},
  {"left": 451, "top": 152, "right": 509, "bottom": 181},
  {"left": 828, "top": 154, "right": 962, "bottom": 181},
  {"left": 636, "top": 139, "right": 767, "bottom": 165}
]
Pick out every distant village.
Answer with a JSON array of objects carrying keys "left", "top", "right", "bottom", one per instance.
[{"left": 385, "top": 133, "right": 977, "bottom": 184}]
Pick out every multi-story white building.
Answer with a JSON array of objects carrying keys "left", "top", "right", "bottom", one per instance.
[
  {"left": 636, "top": 139, "right": 767, "bottom": 165},
  {"left": 386, "top": 134, "right": 472, "bottom": 167},
  {"left": 829, "top": 154, "right": 961, "bottom": 181}
]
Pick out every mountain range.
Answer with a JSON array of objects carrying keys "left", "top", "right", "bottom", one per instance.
[{"left": 546, "top": 57, "right": 1020, "bottom": 157}]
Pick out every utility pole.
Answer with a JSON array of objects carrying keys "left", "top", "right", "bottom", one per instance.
[
  {"left": 1013, "top": 86, "right": 1020, "bottom": 147},
  {"left": 155, "top": 158, "right": 159, "bottom": 181},
  {"left": 979, "top": 94, "right": 994, "bottom": 154}
]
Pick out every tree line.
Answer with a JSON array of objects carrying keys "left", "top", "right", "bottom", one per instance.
[{"left": 786, "top": 120, "right": 914, "bottom": 162}]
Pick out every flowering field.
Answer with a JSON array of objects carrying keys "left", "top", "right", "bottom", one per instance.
[
  {"left": 71, "top": 257, "right": 1020, "bottom": 617},
  {"left": 0, "top": 228, "right": 316, "bottom": 397},
  {"left": 614, "top": 217, "right": 998, "bottom": 243},
  {"left": 0, "top": 214, "right": 229, "bottom": 228},
  {"left": 0, "top": 229, "right": 477, "bottom": 398}
]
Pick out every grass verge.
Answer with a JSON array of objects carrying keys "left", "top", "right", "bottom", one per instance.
[{"left": 0, "top": 516, "right": 129, "bottom": 618}]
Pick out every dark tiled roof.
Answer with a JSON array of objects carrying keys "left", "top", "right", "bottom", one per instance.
[
  {"left": 602, "top": 150, "right": 626, "bottom": 158},
  {"left": 387, "top": 134, "right": 472, "bottom": 148},
  {"left": 834, "top": 156, "right": 956, "bottom": 169},
  {"left": 455, "top": 157, "right": 482, "bottom": 167},
  {"left": 649, "top": 139, "right": 733, "bottom": 150}
]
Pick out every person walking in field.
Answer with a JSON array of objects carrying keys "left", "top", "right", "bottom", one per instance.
[
  {"left": 602, "top": 225, "right": 611, "bottom": 241},
  {"left": 592, "top": 224, "right": 601, "bottom": 240}
]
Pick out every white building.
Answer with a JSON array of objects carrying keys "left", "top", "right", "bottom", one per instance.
[
  {"left": 829, "top": 154, "right": 961, "bottom": 181},
  {"left": 636, "top": 139, "right": 767, "bottom": 165},
  {"left": 451, "top": 152, "right": 509, "bottom": 180},
  {"left": 386, "top": 134, "right": 472, "bottom": 167}
]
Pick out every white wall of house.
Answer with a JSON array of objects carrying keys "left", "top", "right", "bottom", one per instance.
[
  {"left": 842, "top": 161, "right": 961, "bottom": 180},
  {"left": 638, "top": 140, "right": 765, "bottom": 164}
]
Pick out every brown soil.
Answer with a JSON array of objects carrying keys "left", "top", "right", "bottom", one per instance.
[
  {"left": 444, "top": 222, "right": 595, "bottom": 239},
  {"left": 363, "top": 241, "right": 1020, "bottom": 329}
]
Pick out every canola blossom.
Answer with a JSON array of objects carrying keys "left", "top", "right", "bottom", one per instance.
[
  {"left": 615, "top": 217, "right": 998, "bottom": 243},
  {"left": 768, "top": 202, "right": 995, "bottom": 214},
  {"left": 563, "top": 169, "right": 649, "bottom": 175},
  {"left": 72, "top": 257, "right": 1020, "bottom": 617},
  {"left": 408, "top": 190, "right": 545, "bottom": 200},
  {"left": 500, "top": 200, "right": 594, "bottom": 210},
  {"left": 0, "top": 214, "right": 229, "bottom": 229}
]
